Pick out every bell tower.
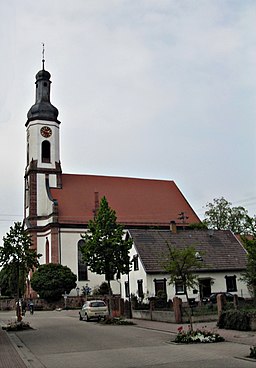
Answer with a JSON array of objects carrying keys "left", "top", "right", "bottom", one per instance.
[{"left": 24, "top": 54, "right": 62, "bottom": 258}]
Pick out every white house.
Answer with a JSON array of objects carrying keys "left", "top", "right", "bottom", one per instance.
[{"left": 121, "top": 228, "right": 250, "bottom": 302}]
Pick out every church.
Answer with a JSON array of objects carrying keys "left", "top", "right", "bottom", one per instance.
[{"left": 24, "top": 62, "right": 202, "bottom": 296}]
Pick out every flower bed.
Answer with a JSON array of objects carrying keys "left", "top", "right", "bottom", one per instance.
[
  {"left": 174, "top": 326, "right": 225, "bottom": 344},
  {"left": 2, "top": 321, "right": 32, "bottom": 331},
  {"left": 100, "top": 317, "right": 135, "bottom": 325}
]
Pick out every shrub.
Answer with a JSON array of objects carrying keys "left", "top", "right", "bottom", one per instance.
[
  {"left": 217, "top": 310, "right": 251, "bottom": 331},
  {"left": 249, "top": 346, "right": 256, "bottom": 359}
]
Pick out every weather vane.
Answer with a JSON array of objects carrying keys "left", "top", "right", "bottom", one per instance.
[{"left": 42, "top": 42, "right": 45, "bottom": 70}]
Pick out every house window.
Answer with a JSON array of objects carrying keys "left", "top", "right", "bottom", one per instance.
[
  {"left": 133, "top": 255, "right": 139, "bottom": 271},
  {"left": 225, "top": 275, "right": 237, "bottom": 292},
  {"left": 175, "top": 280, "right": 185, "bottom": 295},
  {"left": 137, "top": 279, "right": 143, "bottom": 298},
  {"left": 42, "top": 141, "right": 51, "bottom": 163},
  {"left": 125, "top": 281, "right": 129, "bottom": 298},
  {"left": 153, "top": 278, "right": 167, "bottom": 297},
  {"left": 77, "top": 239, "right": 88, "bottom": 281}
]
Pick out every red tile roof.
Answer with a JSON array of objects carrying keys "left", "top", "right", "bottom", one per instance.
[{"left": 50, "top": 174, "right": 200, "bottom": 227}]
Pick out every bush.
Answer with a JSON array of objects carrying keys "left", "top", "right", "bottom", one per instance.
[
  {"left": 31, "top": 263, "right": 77, "bottom": 302},
  {"left": 217, "top": 310, "right": 251, "bottom": 331},
  {"left": 250, "top": 346, "right": 256, "bottom": 359}
]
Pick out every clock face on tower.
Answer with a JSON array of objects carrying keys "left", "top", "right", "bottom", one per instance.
[{"left": 40, "top": 126, "right": 52, "bottom": 138}]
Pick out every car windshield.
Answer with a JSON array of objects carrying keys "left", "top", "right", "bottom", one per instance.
[{"left": 89, "top": 301, "right": 106, "bottom": 307}]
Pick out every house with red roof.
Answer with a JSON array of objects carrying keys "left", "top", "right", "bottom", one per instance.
[{"left": 24, "top": 64, "right": 249, "bottom": 299}]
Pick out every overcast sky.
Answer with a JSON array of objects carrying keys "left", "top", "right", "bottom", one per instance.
[{"left": 0, "top": 0, "right": 255, "bottom": 241}]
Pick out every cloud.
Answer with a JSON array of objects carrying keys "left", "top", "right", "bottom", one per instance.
[{"left": 0, "top": 0, "right": 255, "bottom": 242}]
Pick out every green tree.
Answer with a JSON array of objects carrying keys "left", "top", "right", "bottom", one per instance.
[
  {"left": 0, "top": 222, "right": 41, "bottom": 299},
  {"left": 92, "top": 282, "right": 110, "bottom": 296},
  {"left": 80, "top": 196, "right": 132, "bottom": 314},
  {"left": 0, "top": 264, "right": 18, "bottom": 297},
  {"left": 243, "top": 215, "right": 256, "bottom": 237},
  {"left": 164, "top": 243, "right": 203, "bottom": 330},
  {"left": 204, "top": 197, "right": 251, "bottom": 234},
  {"left": 240, "top": 236, "right": 256, "bottom": 301},
  {"left": 31, "top": 263, "right": 77, "bottom": 302},
  {"left": 188, "top": 222, "right": 208, "bottom": 230}
]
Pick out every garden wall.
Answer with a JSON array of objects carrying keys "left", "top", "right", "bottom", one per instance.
[
  {"left": 0, "top": 298, "right": 16, "bottom": 311},
  {"left": 0, "top": 297, "right": 84, "bottom": 311},
  {"left": 131, "top": 309, "right": 217, "bottom": 323}
]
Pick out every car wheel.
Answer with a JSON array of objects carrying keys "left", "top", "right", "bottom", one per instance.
[
  {"left": 85, "top": 314, "right": 90, "bottom": 322},
  {"left": 79, "top": 312, "right": 83, "bottom": 321}
]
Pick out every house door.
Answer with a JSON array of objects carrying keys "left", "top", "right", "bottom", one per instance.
[{"left": 199, "top": 279, "right": 212, "bottom": 300}]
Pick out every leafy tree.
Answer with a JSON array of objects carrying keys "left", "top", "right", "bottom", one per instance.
[
  {"left": 0, "top": 264, "right": 17, "bottom": 297},
  {"left": 240, "top": 236, "right": 256, "bottom": 301},
  {"left": 204, "top": 197, "right": 253, "bottom": 234},
  {"left": 0, "top": 222, "right": 41, "bottom": 299},
  {"left": 243, "top": 215, "right": 256, "bottom": 238},
  {"left": 80, "top": 196, "right": 132, "bottom": 314},
  {"left": 91, "top": 282, "right": 110, "bottom": 296},
  {"left": 164, "top": 243, "right": 203, "bottom": 330},
  {"left": 31, "top": 263, "right": 77, "bottom": 302},
  {"left": 188, "top": 222, "right": 208, "bottom": 230}
]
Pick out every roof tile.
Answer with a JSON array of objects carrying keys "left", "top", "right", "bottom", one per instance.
[
  {"left": 50, "top": 174, "right": 200, "bottom": 226},
  {"left": 129, "top": 229, "right": 247, "bottom": 273}
]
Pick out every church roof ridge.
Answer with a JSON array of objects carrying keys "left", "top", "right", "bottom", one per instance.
[{"left": 61, "top": 172, "right": 176, "bottom": 183}]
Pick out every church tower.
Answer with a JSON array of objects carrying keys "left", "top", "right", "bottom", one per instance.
[{"left": 24, "top": 57, "right": 62, "bottom": 264}]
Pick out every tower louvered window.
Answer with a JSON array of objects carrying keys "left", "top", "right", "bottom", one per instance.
[{"left": 42, "top": 140, "right": 51, "bottom": 163}]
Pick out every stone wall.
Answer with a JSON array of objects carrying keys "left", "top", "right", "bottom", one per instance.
[
  {"left": 132, "top": 309, "right": 176, "bottom": 322},
  {"left": 0, "top": 296, "right": 123, "bottom": 315},
  {"left": 0, "top": 299, "right": 16, "bottom": 311},
  {"left": 0, "top": 297, "right": 85, "bottom": 311}
]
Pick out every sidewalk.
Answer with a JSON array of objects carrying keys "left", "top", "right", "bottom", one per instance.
[{"left": 0, "top": 328, "right": 27, "bottom": 368}]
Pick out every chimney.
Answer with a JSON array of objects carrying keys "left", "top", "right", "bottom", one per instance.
[{"left": 170, "top": 221, "right": 177, "bottom": 233}]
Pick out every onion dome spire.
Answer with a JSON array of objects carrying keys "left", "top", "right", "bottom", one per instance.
[{"left": 26, "top": 44, "right": 60, "bottom": 126}]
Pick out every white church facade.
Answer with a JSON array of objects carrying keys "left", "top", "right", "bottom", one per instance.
[{"left": 24, "top": 64, "right": 249, "bottom": 301}]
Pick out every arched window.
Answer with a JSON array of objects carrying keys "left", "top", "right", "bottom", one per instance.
[
  {"left": 45, "top": 237, "right": 49, "bottom": 264},
  {"left": 77, "top": 239, "right": 88, "bottom": 281},
  {"left": 42, "top": 140, "right": 51, "bottom": 163}
]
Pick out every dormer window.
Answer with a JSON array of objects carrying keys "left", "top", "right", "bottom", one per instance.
[
  {"left": 42, "top": 140, "right": 51, "bottom": 163},
  {"left": 195, "top": 251, "right": 203, "bottom": 261}
]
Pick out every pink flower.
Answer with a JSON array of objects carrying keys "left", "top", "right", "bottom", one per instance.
[{"left": 177, "top": 326, "right": 183, "bottom": 332}]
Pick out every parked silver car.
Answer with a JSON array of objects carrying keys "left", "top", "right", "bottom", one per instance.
[{"left": 79, "top": 300, "right": 108, "bottom": 321}]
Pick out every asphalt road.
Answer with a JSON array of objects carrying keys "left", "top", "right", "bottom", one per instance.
[{"left": 0, "top": 310, "right": 255, "bottom": 368}]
